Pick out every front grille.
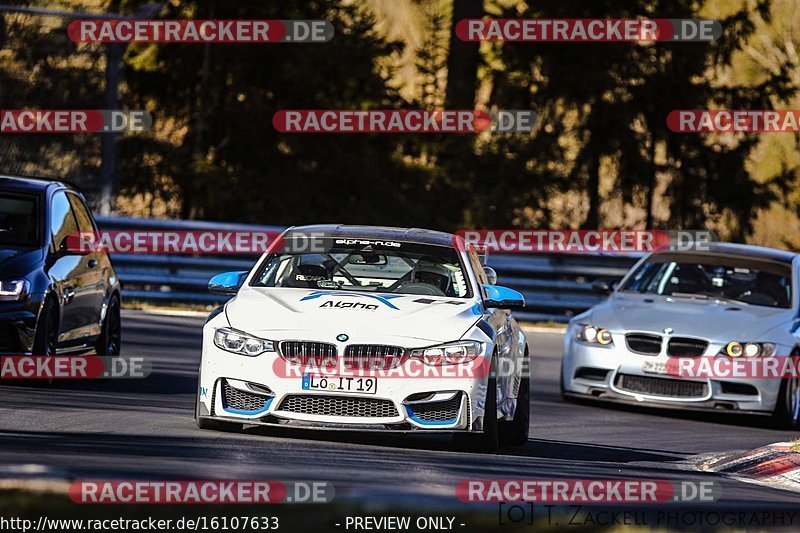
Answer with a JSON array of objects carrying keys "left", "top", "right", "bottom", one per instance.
[
  {"left": 625, "top": 334, "right": 662, "bottom": 355},
  {"left": 343, "top": 344, "right": 405, "bottom": 370},
  {"left": 279, "top": 341, "right": 337, "bottom": 366},
  {"left": 223, "top": 381, "right": 270, "bottom": 412},
  {"left": 278, "top": 394, "right": 399, "bottom": 418},
  {"left": 407, "top": 394, "right": 462, "bottom": 423},
  {"left": 615, "top": 373, "right": 708, "bottom": 398},
  {"left": 667, "top": 337, "right": 708, "bottom": 357}
]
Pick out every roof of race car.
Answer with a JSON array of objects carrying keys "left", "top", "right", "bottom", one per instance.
[
  {"left": 286, "top": 224, "right": 457, "bottom": 247},
  {"left": 656, "top": 242, "right": 797, "bottom": 264}
]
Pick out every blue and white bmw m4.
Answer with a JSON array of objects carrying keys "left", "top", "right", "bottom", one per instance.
[{"left": 196, "top": 225, "right": 530, "bottom": 451}]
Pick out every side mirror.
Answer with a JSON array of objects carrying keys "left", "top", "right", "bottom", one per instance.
[
  {"left": 591, "top": 280, "right": 612, "bottom": 295},
  {"left": 484, "top": 266, "right": 498, "bottom": 286},
  {"left": 208, "top": 271, "right": 248, "bottom": 295},
  {"left": 483, "top": 284, "right": 525, "bottom": 310}
]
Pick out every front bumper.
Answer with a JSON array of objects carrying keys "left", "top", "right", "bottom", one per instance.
[
  {"left": 0, "top": 295, "right": 44, "bottom": 354},
  {"left": 198, "top": 327, "right": 490, "bottom": 433},
  {"left": 561, "top": 334, "right": 783, "bottom": 414}
]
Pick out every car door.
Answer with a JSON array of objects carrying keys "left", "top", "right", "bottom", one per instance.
[
  {"left": 467, "top": 250, "right": 517, "bottom": 410},
  {"left": 46, "top": 191, "right": 96, "bottom": 346},
  {"left": 67, "top": 192, "right": 106, "bottom": 337}
]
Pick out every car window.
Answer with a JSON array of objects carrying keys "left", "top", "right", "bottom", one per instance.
[
  {"left": 252, "top": 238, "right": 473, "bottom": 298},
  {"left": 67, "top": 193, "right": 96, "bottom": 233},
  {"left": 621, "top": 255, "right": 792, "bottom": 309},
  {"left": 0, "top": 192, "right": 39, "bottom": 247},
  {"left": 50, "top": 191, "right": 79, "bottom": 251}
]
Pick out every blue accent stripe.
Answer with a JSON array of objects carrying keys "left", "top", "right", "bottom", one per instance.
[
  {"left": 222, "top": 396, "right": 272, "bottom": 416},
  {"left": 404, "top": 405, "right": 458, "bottom": 426}
]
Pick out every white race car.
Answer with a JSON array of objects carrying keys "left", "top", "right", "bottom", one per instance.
[{"left": 196, "top": 225, "right": 530, "bottom": 451}]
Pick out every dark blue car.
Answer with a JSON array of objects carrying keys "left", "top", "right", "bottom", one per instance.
[{"left": 0, "top": 176, "right": 121, "bottom": 356}]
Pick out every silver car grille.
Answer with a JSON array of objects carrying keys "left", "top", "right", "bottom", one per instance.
[
  {"left": 625, "top": 334, "right": 662, "bottom": 355},
  {"left": 615, "top": 373, "right": 708, "bottom": 398},
  {"left": 278, "top": 394, "right": 399, "bottom": 418},
  {"left": 667, "top": 337, "right": 709, "bottom": 357}
]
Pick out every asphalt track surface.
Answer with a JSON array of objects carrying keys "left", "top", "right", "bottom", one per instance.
[{"left": 0, "top": 310, "right": 799, "bottom": 511}]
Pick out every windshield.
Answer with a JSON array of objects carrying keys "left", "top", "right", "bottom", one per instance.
[
  {"left": 0, "top": 192, "right": 40, "bottom": 247},
  {"left": 252, "top": 238, "right": 472, "bottom": 298},
  {"left": 620, "top": 254, "right": 792, "bottom": 309}
]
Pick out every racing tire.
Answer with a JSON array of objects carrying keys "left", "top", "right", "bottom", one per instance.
[
  {"left": 95, "top": 294, "right": 121, "bottom": 356},
  {"left": 772, "top": 351, "right": 800, "bottom": 429},
  {"left": 499, "top": 375, "right": 530, "bottom": 446},
  {"left": 32, "top": 296, "right": 59, "bottom": 356}
]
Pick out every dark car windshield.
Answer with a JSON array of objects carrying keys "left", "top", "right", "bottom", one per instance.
[
  {"left": 252, "top": 238, "right": 472, "bottom": 298},
  {"left": 620, "top": 253, "right": 792, "bottom": 309},
  {"left": 0, "top": 192, "right": 40, "bottom": 247}
]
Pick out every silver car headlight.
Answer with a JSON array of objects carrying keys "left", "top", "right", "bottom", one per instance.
[
  {"left": 409, "top": 341, "right": 483, "bottom": 365},
  {"left": 213, "top": 327, "right": 274, "bottom": 356},
  {"left": 720, "top": 341, "right": 776, "bottom": 358},
  {"left": 575, "top": 324, "right": 614, "bottom": 347},
  {"left": 0, "top": 279, "right": 29, "bottom": 301}
]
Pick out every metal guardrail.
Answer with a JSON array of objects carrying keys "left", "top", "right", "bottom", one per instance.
[{"left": 96, "top": 216, "right": 642, "bottom": 322}]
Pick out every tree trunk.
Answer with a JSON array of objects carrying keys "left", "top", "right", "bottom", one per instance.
[{"left": 444, "top": 0, "right": 483, "bottom": 109}]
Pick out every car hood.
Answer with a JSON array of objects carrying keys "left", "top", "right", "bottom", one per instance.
[
  {"left": 224, "top": 287, "right": 482, "bottom": 345},
  {"left": 587, "top": 292, "right": 793, "bottom": 341},
  {"left": 0, "top": 247, "right": 44, "bottom": 278}
]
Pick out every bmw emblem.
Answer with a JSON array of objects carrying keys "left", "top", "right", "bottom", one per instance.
[
  {"left": 336, "top": 334, "right": 349, "bottom": 342},
  {"left": 663, "top": 327, "right": 674, "bottom": 335}
]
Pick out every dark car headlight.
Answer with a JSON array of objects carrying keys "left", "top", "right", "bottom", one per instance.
[
  {"left": 213, "top": 327, "right": 274, "bottom": 356},
  {"left": 575, "top": 324, "right": 614, "bottom": 347},
  {"left": 0, "top": 279, "right": 29, "bottom": 301}
]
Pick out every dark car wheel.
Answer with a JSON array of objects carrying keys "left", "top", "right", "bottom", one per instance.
[
  {"left": 499, "top": 375, "right": 530, "bottom": 446},
  {"left": 32, "top": 297, "right": 59, "bottom": 356},
  {"left": 95, "top": 294, "right": 121, "bottom": 356},
  {"left": 773, "top": 351, "right": 800, "bottom": 429}
]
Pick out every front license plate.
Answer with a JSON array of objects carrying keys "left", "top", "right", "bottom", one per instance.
[
  {"left": 641, "top": 361, "right": 668, "bottom": 374},
  {"left": 302, "top": 374, "right": 377, "bottom": 395}
]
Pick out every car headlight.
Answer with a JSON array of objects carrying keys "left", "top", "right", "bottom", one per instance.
[
  {"left": 410, "top": 341, "right": 483, "bottom": 365},
  {"left": 576, "top": 324, "right": 614, "bottom": 346},
  {"left": 213, "top": 327, "right": 274, "bottom": 356},
  {"left": 721, "top": 341, "right": 775, "bottom": 358},
  {"left": 0, "top": 279, "right": 29, "bottom": 301}
]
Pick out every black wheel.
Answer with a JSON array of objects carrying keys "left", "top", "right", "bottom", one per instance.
[
  {"left": 32, "top": 297, "right": 59, "bottom": 356},
  {"left": 499, "top": 375, "right": 530, "bottom": 446},
  {"left": 773, "top": 352, "right": 800, "bottom": 429},
  {"left": 95, "top": 294, "right": 121, "bottom": 356},
  {"left": 454, "top": 359, "right": 499, "bottom": 452}
]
